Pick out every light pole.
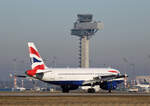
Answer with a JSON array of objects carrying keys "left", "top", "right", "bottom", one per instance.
[{"left": 13, "top": 58, "right": 17, "bottom": 89}]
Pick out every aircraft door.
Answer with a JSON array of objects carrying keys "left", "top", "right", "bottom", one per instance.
[{"left": 50, "top": 72, "right": 55, "bottom": 80}]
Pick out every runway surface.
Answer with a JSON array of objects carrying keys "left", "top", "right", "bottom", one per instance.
[
  {"left": 0, "top": 92, "right": 150, "bottom": 96},
  {"left": 0, "top": 92, "right": 150, "bottom": 106}
]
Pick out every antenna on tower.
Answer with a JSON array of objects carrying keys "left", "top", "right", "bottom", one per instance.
[{"left": 71, "top": 14, "right": 103, "bottom": 68}]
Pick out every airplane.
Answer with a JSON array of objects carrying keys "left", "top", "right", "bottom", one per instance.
[
  {"left": 19, "top": 42, "right": 127, "bottom": 93},
  {"left": 134, "top": 79, "right": 150, "bottom": 90}
]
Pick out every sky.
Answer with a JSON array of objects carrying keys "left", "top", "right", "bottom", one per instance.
[{"left": 0, "top": 0, "right": 150, "bottom": 80}]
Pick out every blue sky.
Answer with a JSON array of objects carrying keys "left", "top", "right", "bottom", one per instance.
[{"left": 0, "top": 0, "right": 150, "bottom": 80}]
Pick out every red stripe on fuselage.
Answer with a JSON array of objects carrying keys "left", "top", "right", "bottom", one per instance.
[
  {"left": 29, "top": 47, "right": 40, "bottom": 58},
  {"left": 108, "top": 70, "right": 118, "bottom": 73}
]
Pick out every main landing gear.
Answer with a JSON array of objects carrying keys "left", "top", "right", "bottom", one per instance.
[
  {"left": 62, "top": 88, "right": 69, "bottom": 93},
  {"left": 87, "top": 88, "right": 95, "bottom": 93},
  {"left": 61, "top": 85, "right": 70, "bottom": 93},
  {"left": 108, "top": 89, "right": 111, "bottom": 93},
  {"left": 61, "top": 85, "right": 79, "bottom": 93}
]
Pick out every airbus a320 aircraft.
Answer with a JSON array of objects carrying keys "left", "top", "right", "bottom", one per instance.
[{"left": 21, "top": 42, "right": 127, "bottom": 93}]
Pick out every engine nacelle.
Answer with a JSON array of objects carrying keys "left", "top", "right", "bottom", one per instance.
[{"left": 100, "top": 81, "right": 118, "bottom": 90}]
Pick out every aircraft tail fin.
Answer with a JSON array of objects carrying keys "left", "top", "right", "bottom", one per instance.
[{"left": 28, "top": 42, "right": 48, "bottom": 70}]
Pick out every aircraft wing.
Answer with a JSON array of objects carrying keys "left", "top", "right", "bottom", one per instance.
[
  {"left": 15, "top": 74, "right": 38, "bottom": 81},
  {"left": 95, "top": 74, "right": 127, "bottom": 81},
  {"left": 15, "top": 75, "right": 27, "bottom": 78},
  {"left": 82, "top": 74, "right": 127, "bottom": 86},
  {"left": 10, "top": 73, "right": 27, "bottom": 78}
]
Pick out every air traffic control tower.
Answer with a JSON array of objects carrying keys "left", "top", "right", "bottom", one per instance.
[{"left": 71, "top": 14, "right": 103, "bottom": 68}]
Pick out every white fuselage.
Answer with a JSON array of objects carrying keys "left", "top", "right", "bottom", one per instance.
[{"left": 36, "top": 68, "right": 120, "bottom": 82}]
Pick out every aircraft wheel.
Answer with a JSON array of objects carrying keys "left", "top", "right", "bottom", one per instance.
[
  {"left": 108, "top": 89, "right": 111, "bottom": 93},
  {"left": 62, "top": 88, "right": 69, "bottom": 93},
  {"left": 88, "top": 88, "right": 95, "bottom": 93}
]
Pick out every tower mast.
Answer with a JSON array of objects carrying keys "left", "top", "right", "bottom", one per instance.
[{"left": 71, "top": 14, "right": 103, "bottom": 68}]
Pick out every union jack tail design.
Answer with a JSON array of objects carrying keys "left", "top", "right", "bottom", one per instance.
[{"left": 28, "top": 42, "right": 48, "bottom": 70}]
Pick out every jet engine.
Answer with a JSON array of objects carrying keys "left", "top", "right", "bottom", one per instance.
[{"left": 100, "top": 81, "right": 118, "bottom": 90}]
